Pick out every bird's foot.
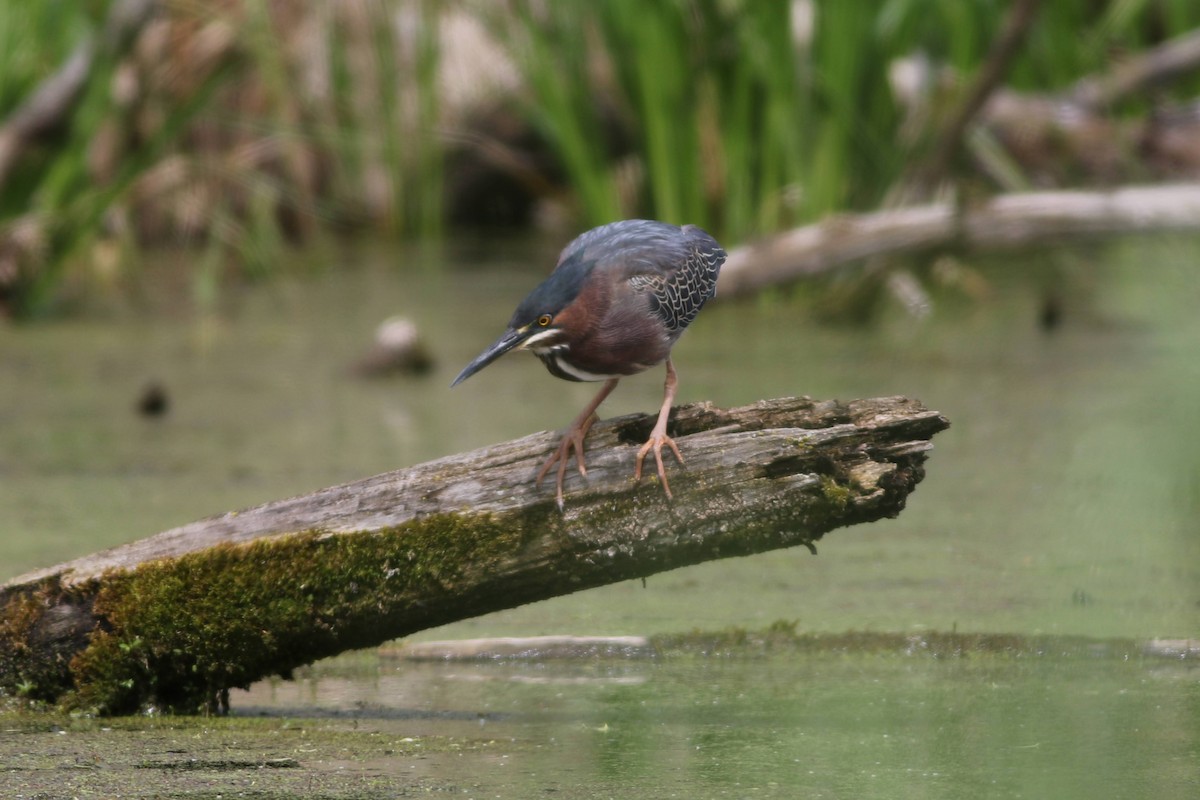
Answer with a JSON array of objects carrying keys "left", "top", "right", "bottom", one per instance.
[
  {"left": 535, "top": 413, "right": 598, "bottom": 511},
  {"left": 633, "top": 433, "right": 684, "bottom": 500}
]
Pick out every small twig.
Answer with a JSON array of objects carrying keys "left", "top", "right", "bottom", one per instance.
[{"left": 906, "top": 0, "right": 1043, "bottom": 195}]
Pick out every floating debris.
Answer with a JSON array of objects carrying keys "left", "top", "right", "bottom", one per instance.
[
  {"left": 353, "top": 316, "right": 434, "bottom": 377},
  {"left": 136, "top": 381, "right": 169, "bottom": 418}
]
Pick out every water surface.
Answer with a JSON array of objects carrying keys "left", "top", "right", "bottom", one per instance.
[
  {"left": 1, "top": 234, "right": 1197, "bottom": 797},
  {"left": 238, "top": 639, "right": 1197, "bottom": 799}
]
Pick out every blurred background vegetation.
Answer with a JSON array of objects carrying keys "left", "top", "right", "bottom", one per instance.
[{"left": 3, "top": 0, "right": 1200, "bottom": 319}]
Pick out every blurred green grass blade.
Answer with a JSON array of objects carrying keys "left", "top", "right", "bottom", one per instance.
[
  {"left": 21, "top": 57, "right": 239, "bottom": 317},
  {"left": 505, "top": 1, "right": 622, "bottom": 224}
]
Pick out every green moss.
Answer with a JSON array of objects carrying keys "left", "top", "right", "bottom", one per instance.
[
  {"left": 818, "top": 475, "right": 852, "bottom": 510},
  {"left": 0, "top": 580, "right": 94, "bottom": 705},
  {"left": 0, "top": 592, "right": 45, "bottom": 698},
  {"left": 68, "top": 512, "right": 539, "bottom": 715}
]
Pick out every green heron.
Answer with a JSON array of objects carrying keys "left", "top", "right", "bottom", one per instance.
[{"left": 452, "top": 219, "right": 726, "bottom": 508}]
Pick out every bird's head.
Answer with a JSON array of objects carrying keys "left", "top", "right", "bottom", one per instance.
[
  {"left": 451, "top": 264, "right": 589, "bottom": 387},
  {"left": 450, "top": 310, "right": 564, "bottom": 387}
]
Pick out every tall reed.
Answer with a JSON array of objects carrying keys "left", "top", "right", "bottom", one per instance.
[
  {"left": 504, "top": 0, "right": 1200, "bottom": 241},
  {"left": 5, "top": 0, "right": 1200, "bottom": 317},
  {"left": 502, "top": 0, "right": 909, "bottom": 240}
]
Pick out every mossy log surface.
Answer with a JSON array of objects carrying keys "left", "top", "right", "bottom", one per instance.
[{"left": 0, "top": 395, "right": 948, "bottom": 714}]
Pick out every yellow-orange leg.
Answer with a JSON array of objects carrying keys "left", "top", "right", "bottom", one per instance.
[
  {"left": 634, "top": 358, "right": 684, "bottom": 499},
  {"left": 536, "top": 377, "right": 620, "bottom": 510}
]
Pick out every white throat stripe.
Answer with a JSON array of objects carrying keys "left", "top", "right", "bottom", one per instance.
[
  {"left": 520, "top": 328, "right": 561, "bottom": 349},
  {"left": 552, "top": 355, "right": 620, "bottom": 381}
]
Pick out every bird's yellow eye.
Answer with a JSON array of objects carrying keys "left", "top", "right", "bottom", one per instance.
[{"left": 537, "top": 314, "right": 552, "bottom": 327}]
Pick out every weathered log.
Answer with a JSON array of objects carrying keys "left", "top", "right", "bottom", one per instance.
[
  {"left": 0, "top": 395, "right": 948, "bottom": 714},
  {"left": 716, "top": 183, "right": 1200, "bottom": 297}
]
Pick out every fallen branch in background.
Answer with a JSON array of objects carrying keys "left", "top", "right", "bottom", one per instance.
[
  {"left": 717, "top": 183, "right": 1200, "bottom": 297},
  {"left": 0, "top": 0, "right": 157, "bottom": 188},
  {"left": 0, "top": 396, "right": 948, "bottom": 715},
  {"left": 1072, "top": 27, "right": 1200, "bottom": 111}
]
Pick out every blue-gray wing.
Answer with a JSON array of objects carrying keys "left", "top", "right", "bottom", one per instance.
[{"left": 630, "top": 225, "right": 726, "bottom": 334}]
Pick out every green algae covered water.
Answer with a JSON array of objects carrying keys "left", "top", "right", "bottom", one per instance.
[
  {"left": 1, "top": 234, "right": 1198, "bottom": 797},
  {"left": 4, "top": 641, "right": 1196, "bottom": 798}
]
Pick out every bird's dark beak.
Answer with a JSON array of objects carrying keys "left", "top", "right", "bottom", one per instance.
[{"left": 451, "top": 327, "right": 528, "bottom": 387}]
